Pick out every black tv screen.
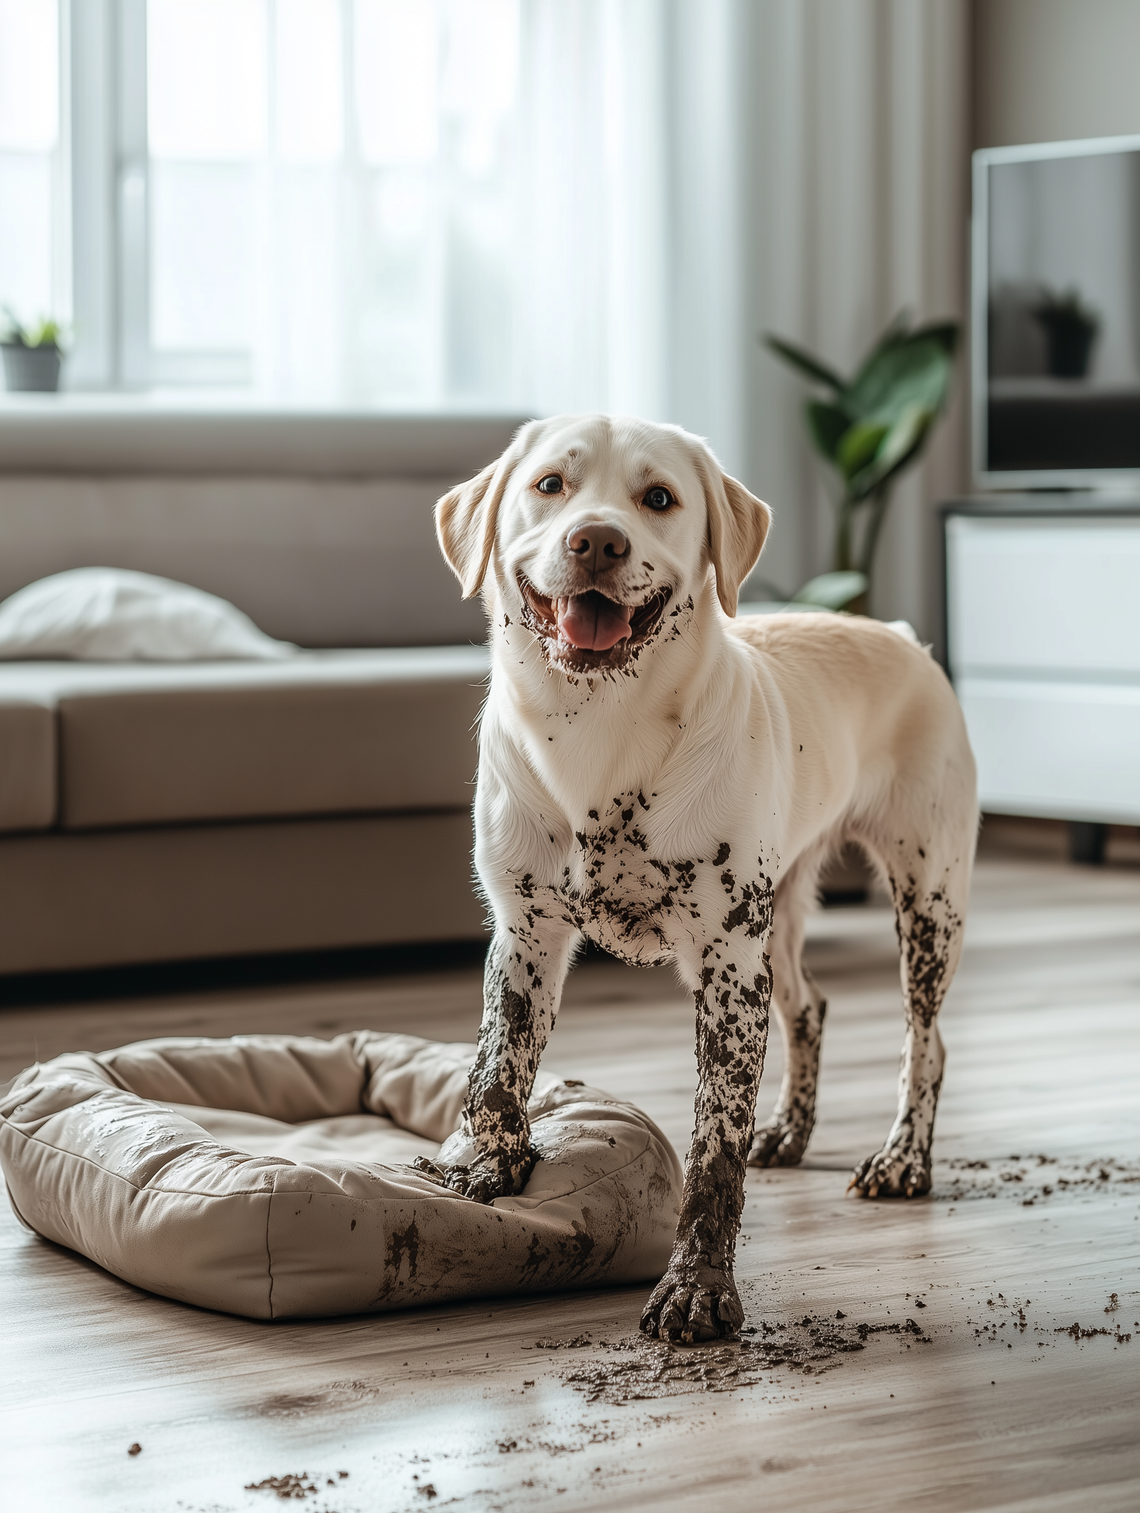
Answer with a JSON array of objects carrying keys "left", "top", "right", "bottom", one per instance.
[{"left": 973, "top": 136, "right": 1140, "bottom": 486}]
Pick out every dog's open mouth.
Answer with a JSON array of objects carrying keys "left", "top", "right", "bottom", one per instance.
[{"left": 520, "top": 580, "right": 672, "bottom": 670}]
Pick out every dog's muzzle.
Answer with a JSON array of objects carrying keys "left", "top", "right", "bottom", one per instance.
[{"left": 519, "top": 578, "right": 672, "bottom": 672}]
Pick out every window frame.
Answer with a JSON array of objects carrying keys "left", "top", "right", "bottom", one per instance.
[{"left": 70, "top": 0, "right": 254, "bottom": 390}]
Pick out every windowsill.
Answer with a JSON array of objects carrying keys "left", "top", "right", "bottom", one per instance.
[{"left": 0, "top": 394, "right": 531, "bottom": 477}]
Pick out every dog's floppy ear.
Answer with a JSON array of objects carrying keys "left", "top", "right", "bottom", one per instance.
[
  {"left": 435, "top": 421, "right": 544, "bottom": 598},
  {"left": 435, "top": 459, "right": 499, "bottom": 598},
  {"left": 702, "top": 462, "right": 772, "bottom": 617}
]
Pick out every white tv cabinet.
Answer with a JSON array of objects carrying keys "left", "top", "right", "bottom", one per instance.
[{"left": 943, "top": 499, "right": 1140, "bottom": 848}]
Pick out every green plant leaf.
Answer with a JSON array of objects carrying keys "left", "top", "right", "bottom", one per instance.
[
  {"left": 0, "top": 308, "right": 66, "bottom": 349},
  {"left": 764, "top": 334, "right": 846, "bottom": 393},
  {"left": 845, "top": 334, "right": 952, "bottom": 422},
  {"left": 791, "top": 570, "right": 868, "bottom": 611},
  {"left": 27, "top": 318, "right": 61, "bottom": 348},
  {"left": 805, "top": 400, "right": 850, "bottom": 461},
  {"left": 836, "top": 420, "right": 889, "bottom": 481},
  {"left": 848, "top": 401, "right": 933, "bottom": 499}
]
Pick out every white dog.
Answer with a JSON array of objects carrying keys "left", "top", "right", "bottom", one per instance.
[{"left": 428, "top": 413, "right": 977, "bottom": 1344}]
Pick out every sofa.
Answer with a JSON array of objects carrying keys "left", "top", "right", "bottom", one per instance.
[{"left": 0, "top": 404, "right": 526, "bottom": 976}]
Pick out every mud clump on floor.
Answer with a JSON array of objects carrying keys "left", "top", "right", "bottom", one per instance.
[
  {"left": 557, "top": 1316, "right": 929, "bottom": 1405},
  {"left": 939, "top": 1154, "right": 1140, "bottom": 1206},
  {"left": 1056, "top": 1321, "right": 1132, "bottom": 1343},
  {"left": 245, "top": 1472, "right": 321, "bottom": 1499}
]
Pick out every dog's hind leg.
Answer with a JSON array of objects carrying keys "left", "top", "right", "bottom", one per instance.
[
  {"left": 848, "top": 827, "right": 973, "bottom": 1198},
  {"left": 748, "top": 847, "right": 828, "bottom": 1168}
]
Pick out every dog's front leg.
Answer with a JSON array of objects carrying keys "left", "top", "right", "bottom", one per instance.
[
  {"left": 641, "top": 945, "right": 772, "bottom": 1343},
  {"left": 420, "top": 915, "right": 575, "bottom": 1204}
]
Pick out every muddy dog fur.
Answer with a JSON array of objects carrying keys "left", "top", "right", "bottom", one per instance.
[{"left": 425, "top": 414, "right": 977, "bottom": 1344}]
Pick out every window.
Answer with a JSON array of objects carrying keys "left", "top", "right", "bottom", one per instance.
[
  {"left": 8, "top": 0, "right": 671, "bottom": 415},
  {"left": 64, "top": 0, "right": 516, "bottom": 400}
]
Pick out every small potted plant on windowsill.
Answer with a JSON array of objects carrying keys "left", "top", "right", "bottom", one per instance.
[{"left": 1, "top": 308, "right": 68, "bottom": 392}]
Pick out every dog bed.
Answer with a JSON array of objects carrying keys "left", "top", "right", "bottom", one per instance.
[{"left": 0, "top": 1032, "right": 681, "bottom": 1320}]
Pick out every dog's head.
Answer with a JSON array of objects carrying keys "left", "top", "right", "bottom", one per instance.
[{"left": 436, "top": 414, "right": 770, "bottom": 675}]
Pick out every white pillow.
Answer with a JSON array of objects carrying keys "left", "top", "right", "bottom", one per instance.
[{"left": 0, "top": 568, "right": 298, "bottom": 662}]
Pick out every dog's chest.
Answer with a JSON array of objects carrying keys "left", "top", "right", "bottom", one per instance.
[{"left": 516, "top": 792, "right": 775, "bottom": 965}]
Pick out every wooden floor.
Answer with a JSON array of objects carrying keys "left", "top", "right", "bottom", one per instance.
[{"left": 3, "top": 817, "right": 1139, "bottom": 1513}]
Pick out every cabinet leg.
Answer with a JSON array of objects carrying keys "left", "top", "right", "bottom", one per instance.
[{"left": 1069, "top": 821, "right": 1107, "bottom": 865}]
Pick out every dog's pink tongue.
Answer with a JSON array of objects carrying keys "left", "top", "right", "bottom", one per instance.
[{"left": 557, "top": 592, "right": 633, "bottom": 651}]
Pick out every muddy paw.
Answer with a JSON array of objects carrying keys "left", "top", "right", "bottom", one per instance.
[
  {"left": 639, "top": 1261, "right": 743, "bottom": 1344},
  {"left": 411, "top": 1148, "right": 536, "bottom": 1205},
  {"left": 748, "top": 1119, "right": 809, "bottom": 1168},
  {"left": 848, "top": 1147, "right": 932, "bottom": 1199}
]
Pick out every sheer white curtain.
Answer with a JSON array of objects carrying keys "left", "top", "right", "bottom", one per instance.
[{"left": 513, "top": 0, "right": 670, "bottom": 421}]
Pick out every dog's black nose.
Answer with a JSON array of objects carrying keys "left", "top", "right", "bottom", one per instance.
[{"left": 565, "top": 522, "right": 629, "bottom": 574}]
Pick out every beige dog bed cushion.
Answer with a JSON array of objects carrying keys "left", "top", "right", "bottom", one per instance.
[{"left": 0, "top": 1032, "right": 681, "bottom": 1320}]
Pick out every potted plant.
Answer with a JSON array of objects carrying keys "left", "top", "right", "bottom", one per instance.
[
  {"left": 761, "top": 314, "right": 959, "bottom": 614},
  {"left": 1033, "top": 287, "right": 1099, "bottom": 379},
  {"left": 1, "top": 308, "right": 67, "bottom": 392}
]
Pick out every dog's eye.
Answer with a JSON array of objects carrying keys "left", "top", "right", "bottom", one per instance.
[
  {"left": 535, "top": 474, "right": 563, "bottom": 495},
  {"left": 643, "top": 486, "right": 675, "bottom": 512}
]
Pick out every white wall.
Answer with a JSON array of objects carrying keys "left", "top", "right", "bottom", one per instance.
[{"left": 974, "top": 0, "right": 1140, "bottom": 148}]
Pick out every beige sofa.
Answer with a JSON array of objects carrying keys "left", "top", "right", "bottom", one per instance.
[{"left": 0, "top": 405, "right": 524, "bottom": 975}]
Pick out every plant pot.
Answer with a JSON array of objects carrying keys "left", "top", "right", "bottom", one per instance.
[
  {"left": 2, "top": 343, "right": 62, "bottom": 392},
  {"left": 1034, "top": 311, "right": 1097, "bottom": 379}
]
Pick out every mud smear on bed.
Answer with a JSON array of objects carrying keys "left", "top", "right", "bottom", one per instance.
[
  {"left": 533, "top": 1315, "right": 931, "bottom": 1406},
  {"left": 936, "top": 1153, "right": 1140, "bottom": 1206}
]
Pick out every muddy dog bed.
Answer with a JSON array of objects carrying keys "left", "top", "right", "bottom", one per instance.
[{"left": 0, "top": 1032, "right": 681, "bottom": 1319}]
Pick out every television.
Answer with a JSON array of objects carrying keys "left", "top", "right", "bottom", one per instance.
[{"left": 972, "top": 134, "right": 1140, "bottom": 489}]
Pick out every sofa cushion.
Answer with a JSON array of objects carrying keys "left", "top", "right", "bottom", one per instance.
[
  {"left": 0, "top": 412, "right": 530, "bottom": 649},
  {"left": 0, "top": 811, "right": 485, "bottom": 973},
  {"left": 0, "top": 646, "right": 489, "bottom": 831},
  {"left": 0, "top": 699, "right": 56, "bottom": 832}
]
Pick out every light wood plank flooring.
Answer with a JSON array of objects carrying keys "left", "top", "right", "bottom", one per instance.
[{"left": 2, "top": 818, "right": 1139, "bottom": 1513}]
